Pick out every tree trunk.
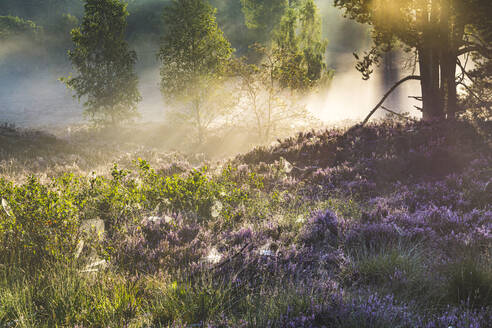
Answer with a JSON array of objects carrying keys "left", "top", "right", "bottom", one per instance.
[
  {"left": 440, "top": 50, "right": 458, "bottom": 119},
  {"left": 442, "top": 0, "right": 465, "bottom": 120},
  {"left": 419, "top": 47, "right": 443, "bottom": 120},
  {"left": 439, "top": 0, "right": 458, "bottom": 119},
  {"left": 418, "top": 2, "right": 445, "bottom": 121}
]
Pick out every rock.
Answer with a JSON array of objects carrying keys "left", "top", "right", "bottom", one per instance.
[
  {"left": 211, "top": 201, "right": 223, "bottom": 218},
  {"left": 81, "top": 258, "right": 108, "bottom": 273},
  {"left": 203, "top": 248, "right": 222, "bottom": 264},
  {"left": 142, "top": 215, "right": 173, "bottom": 226},
  {"left": 1, "top": 198, "right": 13, "bottom": 217},
  {"left": 80, "top": 218, "right": 105, "bottom": 236},
  {"left": 146, "top": 216, "right": 161, "bottom": 223},
  {"left": 279, "top": 157, "right": 293, "bottom": 173},
  {"left": 284, "top": 160, "right": 293, "bottom": 173}
]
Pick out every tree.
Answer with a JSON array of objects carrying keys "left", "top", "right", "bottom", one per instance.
[
  {"left": 457, "top": 11, "right": 492, "bottom": 120},
  {"left": 232, "top": 0, "right": 331, "bottom": 142},
  {"left": 158, "top": 0, "right": 234, "bottom": 144},
  {"left": 0, "top": 16, "right": 44, "bottom": 73},
  {"left": 0, "top": 15, "right": 40, "bottom": 40},
  {"left": 273, "top": 0, "right": 331, "bottom": 90},
  {"left": 459, "top": 54, "right": 491, "bottom": 120},
  {"left": 240, "top": 0, "right": 331, "bottom": 89},
  {"left": 61, "top": 0, "right": 141, "bottom": 125},
  {"left": 240, "top": 0, "right": 288, "bottom": 44},
  {"left": 334, "top": 0, "right": 492, "bottom": 121},
  {"left": 232, "top": 48, "right": 312, "bottom": 143}
]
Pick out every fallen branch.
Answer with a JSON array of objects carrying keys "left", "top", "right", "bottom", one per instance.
[{"left": 361, "top": 75, "right": 421, "bottom": 126}]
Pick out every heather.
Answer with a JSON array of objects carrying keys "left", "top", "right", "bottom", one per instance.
[{"left": 0, "top": 119, "right": 491, "bottom": 327}]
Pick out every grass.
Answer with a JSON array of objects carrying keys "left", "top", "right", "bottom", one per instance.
[
  {"left": 444, "top": 255, "right": 492, "bottom": 308},
  {"left": 343, "top": 241, "right": 441, "bottom": 304},
  {"left": 0, "top": 119, "right": 490, "bottom": 327}
]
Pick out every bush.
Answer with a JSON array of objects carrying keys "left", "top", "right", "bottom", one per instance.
[
  {"left": 0, "top": 176, "right": 80, "bottom": 268},
  {"left": 137, "top": 159, "right": 249, "bottom": 223}
]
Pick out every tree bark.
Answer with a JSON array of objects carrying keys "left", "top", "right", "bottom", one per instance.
[
  {"left": 418, "top": 48, "right": 443, "bottom": 120},
  {"left": 418, "top": 2, "right": 444, "bottom": 121},
  {"left": 439, "top": 0, "right": 459, "bottom": 119}
]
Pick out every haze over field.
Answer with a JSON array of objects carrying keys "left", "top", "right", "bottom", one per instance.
[
  {"left": 0, "top": 1, "right": 490, "bottom": 327},
  {"left": 0, "top": 0, "right": 422, "bottom": 130}
]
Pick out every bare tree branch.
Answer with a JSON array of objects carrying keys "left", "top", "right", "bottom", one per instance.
[
  {"left": 361, "top": 75, "right": 421, "bottom": 126},
  {"left": 456, "top": 58, "right": 476, "bottom": 84},
  {"left": 457, "top": 43, "right": 492, "bottom": 58}
]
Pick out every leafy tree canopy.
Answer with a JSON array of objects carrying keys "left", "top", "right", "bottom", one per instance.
[
  {"left": 0, "top": 15, "right": 40, "bottom": 40},
  {"left": 273, "top": 0, "right": 331, "bottom": 90},
  {"left": 334, "top": 0, "right": 492, "bottom": 120},
  {"left": 159, "top": 0, "right": 234, "bottom": 143},
  {"left": 62, "top": 0, "right": 141, "bottom": 125},
  {"left": 240, "top": 0, "right": 288, "bottom": 43}
]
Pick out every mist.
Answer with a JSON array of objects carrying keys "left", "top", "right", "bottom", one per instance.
[{"left": 1, "top": 0, "right": 424, "bottom": 147}]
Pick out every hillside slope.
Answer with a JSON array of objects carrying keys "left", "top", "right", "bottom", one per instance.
[{"left": 0, "top": 119, "right": 491, "bottom": 327}]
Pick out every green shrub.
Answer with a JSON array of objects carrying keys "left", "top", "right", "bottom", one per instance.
[
  {"left": 137, "top": 159, "right": 249, "bottom": 223},
  {"left": 0, "top": 176, "right": 80, "bottom": 268}
]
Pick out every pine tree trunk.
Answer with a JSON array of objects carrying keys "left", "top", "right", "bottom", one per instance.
[
  {"left": 440, "top": 51, "right": 458, "bottom": 119},
  {"left": 419, "top": 47, "right": 443, "bottom": 121},
  {"left": 419, "top": 2, "right": 445, "bottom": 121},
  {"left": 439, "top": 0, "right": 458, "bottom": 120}
]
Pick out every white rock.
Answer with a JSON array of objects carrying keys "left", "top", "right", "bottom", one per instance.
[
  {"left": 147, "top": 216, "right": 161, "bottom": 223},
  {"left": 204, "top": 248, "right": 222, "bottom": 264},
  {"left": 260, "top": 249, "right": 274, "bottom": 257},
  {"left": 80, "top": 219, "right": 105, "bottom": 235},
  {"left": 211, "top": 201, "right": 223, "bottom": 218},
  {"left": 74, "top": 240, "right": 84, "bottom": 259},
  {"left": 1, "top": 199, "right": 12, "bottom": 217}
]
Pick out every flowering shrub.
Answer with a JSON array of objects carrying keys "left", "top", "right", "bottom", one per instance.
[
  {"left": 114, "top": 213, "right": 208, "bottom": 274},
  {"left": 1, "top": 119, "right": 491, "bottom": 326},
  {"left": 299, "top": 210, "right": 339, "bottom": 247}
]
